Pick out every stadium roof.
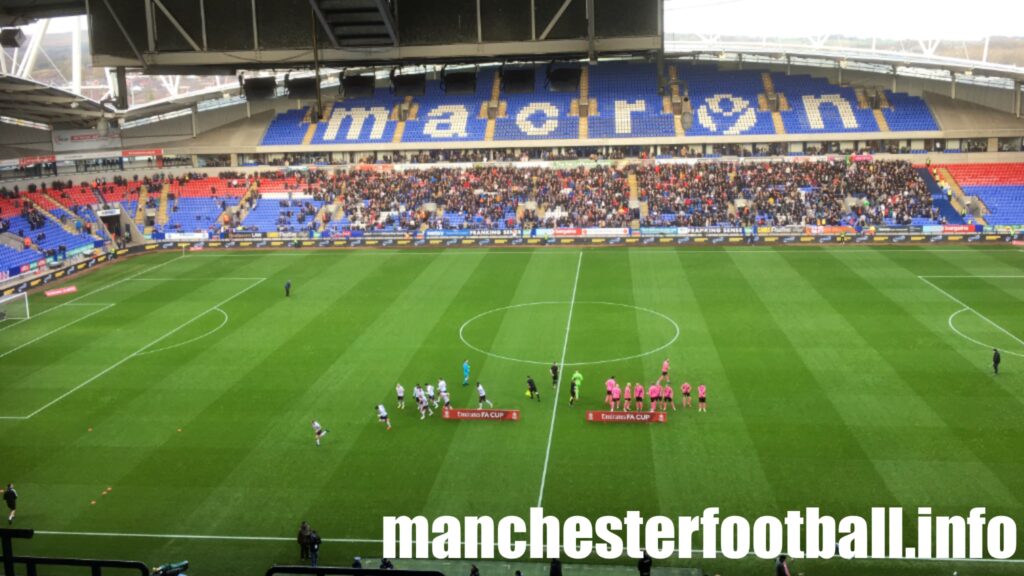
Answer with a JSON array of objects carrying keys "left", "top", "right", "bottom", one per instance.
[
  {"left": 0, "top": 74, "right": 111, "bottom": 127},
  {"left": 0, "top": 0, "right": 83, "bottom": 26},
  {"left": 0, "top": 0, "right": 1022, "bottom": 129}
]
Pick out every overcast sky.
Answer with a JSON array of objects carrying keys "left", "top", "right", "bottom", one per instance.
[{"left": 664, "top": 0, "right": 1024, "bottom": 41}]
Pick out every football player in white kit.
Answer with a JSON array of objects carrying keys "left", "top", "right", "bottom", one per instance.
[
  {"left": 375, "top": 404, "right": 392, "bottom": 430},
  {"left": 425, "top": 383, "right": 438, "bottom": 409},
  {"left": 476, "top": 382, "right": 494, "bottom": 409},
  {"left": 311, "top": 420, "right": 328, "bottom": 446},
  {"left": 395, "top": 383, "right": 406, "bottom": 409}
]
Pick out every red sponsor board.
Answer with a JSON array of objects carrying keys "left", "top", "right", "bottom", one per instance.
[
  {"left": 1014, "top": 240, "right": 1024, "bottom": 247},
  {"left": 19, "top": 154, "right": 56, "bottom": 167},
  {"left": 443, "top": 408, "right": 520, "bottom": 421},
  {"left": 943, "top": 224, "right": 976, "bottom": 234},
  {"left": 189, "top": 245, "right": 205, "bottom": 252},
  {"left": 44, "top": 285, "right": 78, "bottom": 297},
  {"left": 554, "top": 228, "right": 583, "bottom": 237},
  {"left": 122, "top": 148, "right": 163, "bottom": 158},
  {"left": 804, "top": 225, "right": 855, "bottom": 235},
  {"left": 586, "top": 410, "right": 667, "bottom": 423}
]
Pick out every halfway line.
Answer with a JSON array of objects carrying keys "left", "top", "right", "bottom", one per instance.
[{"left": 537, "top": 251, "right": 583, "bottom": 507}]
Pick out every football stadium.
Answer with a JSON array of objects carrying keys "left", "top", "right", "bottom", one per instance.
[{"left": 1, "top": 1, "right": 1024, "bottom": 575}]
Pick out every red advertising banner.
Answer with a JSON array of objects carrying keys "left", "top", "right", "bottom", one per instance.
[
  {"left": 19, "top": 154, "right": 56, "bottom": 167},
  {"left": 804, "top": 225, "right": 856, "bottom": 235},
  {"left": 586, "top": 410, "right": 667, "bottom": 423},
  {"left": 554, "top": 228, "right": 583, "bottom": 237},
  {"left": 44, "top": 285, "right": 78, "bottom": 297},
  {"left": 122, "top": 148, "right": 163, "bottom": 158},
  {"left": 943, "top": 224, "right": 975, "bottom": 233},
  {"left": 443, "top": 408, "right": 520, "bottom": 421}
]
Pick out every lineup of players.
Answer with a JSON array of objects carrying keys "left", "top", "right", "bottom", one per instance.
[
  {"left": 311, "top": 356, "right": 708, "bottom": 442},
  {"left": 601, "top": 360, "right": 707, "bottom": 413}
]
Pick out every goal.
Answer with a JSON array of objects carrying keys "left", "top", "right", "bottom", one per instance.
[{"left": 0, "top": 292, "right": 29, "bottom": 321}]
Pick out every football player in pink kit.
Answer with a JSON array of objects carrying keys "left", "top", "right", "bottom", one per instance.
[
  {"left": 605, "top": 377, "right": 616, "bottom": 408},
  {"left": 611, "top": 382, "right": 622, "bottom": 411},
  {"left": 647, "top": 381, "right": 661, "bottom": 412},
  {"left": 622, "top": 383, "right": 633, "bottom": 411},
  {"left": 660, "top": 358, "right": 670, "bottom": 384},
  {"left": 661, "top": 381, "right": 676, "bottom": 411},
  {"left": 681, "top": 382, "right": 692, "bottom": 408},
  {"left": 698, "top": 384, "right": 707, "bottom": 412},
  {"left": 633, "top": 382, "right": 644, "bottom": 411}
]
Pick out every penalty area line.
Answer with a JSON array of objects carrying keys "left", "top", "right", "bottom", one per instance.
[
  {"left": 918, "top": 275, "right": 1024, "bottom": 351},
  {"left": 9, "top": 277, "right": 265, "bottom": 421}
]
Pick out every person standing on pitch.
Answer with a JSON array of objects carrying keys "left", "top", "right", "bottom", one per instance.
[
  {"left": 637, "top": 551, "right": 652, "bottom": 576},
  {"left": 550, "top": 362, "right": 559, "bottom": 389},
  {"left": 309, "top": 530, "right": 321, "bottom": 567},
  {"left": 476, "top": 382, "right": 494, "bottom": 409},
  {"left": 3, "top": 483, "right": 16, "bottom": 524},
  {"left": 570, "top": 369, "right": 583, "bottom": 404},
  {"left": 285, "top": 280, "right": 292, "bottom": 297},
  {"left": 993, "top": 348, "right": 1001, "bottom": 374},
  {"left": 775, "top": 554, "right": 791, "bottom": 576},
  {"left": 527, "top": 376, "right": 539, "bottom": 401},
  {"left": 462, "top": 359, "right": 471, "bottom": 386},
  {"left": 297, "top": 521, "right": 312, "bottom": 561}
]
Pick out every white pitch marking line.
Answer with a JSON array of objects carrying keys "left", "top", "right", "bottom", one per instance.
[
  {"left": 34, "top": 530, "right": 379, "bottom": 544},
  {"left": 918, "top": 275, "right": 1024, "bottom": 351},
  {"left": 537, "top": 251, "right": 582, "bottom": 508},
  {"left": 130, "top": 277, "right": 268, "bottom": 281},
  {"left": 459, "top": 301, "right": 680, "bottom": 367},
  {"left": 12, "top": 277, "right": 265, "bottom": 420},
  {"left": 135, "top": 307, "right": 229, "bottom": 357},
  {"left": 920, "top": 275, "right": 1024, "bottom": 279},
  {"left": 182, "top": 248, "right": 1024, "bottom": 256},
  {"left": 31, "top": 530, "right": 1024, "bottom": 564},
  {"left": 0, "top": 304, "right": 115, "bottom": 360},
  {"left": 0, "top": 254, "right": 186, "bottom": 334},
  {"left": 948, "top": 308, "right": 1024, "bottom": 358}
]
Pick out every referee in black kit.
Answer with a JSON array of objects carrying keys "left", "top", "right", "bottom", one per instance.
[
  {"left": 993, "top": 348, "right": 1001, "bottom": 374},
  {"left": 285, "top": 280, "right": 292, "bottom": 297},
  {"left": 550, "top": 362, "right": 559, "bottom": 389}
]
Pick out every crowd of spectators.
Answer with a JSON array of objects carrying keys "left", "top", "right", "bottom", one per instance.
[
  {"left": 1, "top": 160, "right": 940, "bottom": 238},
  {"left": 641, "top": 159, "right": 937, "bottom": 227}
]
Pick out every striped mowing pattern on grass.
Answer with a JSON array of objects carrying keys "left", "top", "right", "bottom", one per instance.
[{"left": 0, "top": 246, "right": 1022, "bottom": 576}]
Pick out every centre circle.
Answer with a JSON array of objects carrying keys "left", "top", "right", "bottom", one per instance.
[{"left": 458, "top": 301, "right": 680, "bottom": 366}]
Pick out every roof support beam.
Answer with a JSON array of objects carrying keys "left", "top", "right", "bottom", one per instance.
[
  {"left": 539, "top": 0, "right": 573, "bottom": 41},
  {"left": 585, "top": 0, "right": 595, "bottom": 62},
  {"left": 307, "top": 0, "right": 340, "bottom": 49},
  {"left": 372, "top": 0, "right": 398, "bottom": 46},
  {"left": 152, "top": 0, "right": 202, "bottom": 52},
  {"left": 102, "top": 0, "right": 146, "bottom": 66},
  {"left": 199, "top": 0, "right": 208, "bottom": 50},
  {"left": 71, "top": 15, "right": 83, "bottom": 94},
  {"left": 16, "top": 18, "right": 48, "bottom": 78}
]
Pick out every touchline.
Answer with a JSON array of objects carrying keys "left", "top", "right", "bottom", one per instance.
[{"left": 382, "top": 507, "right": 1017, "bottom": 561}]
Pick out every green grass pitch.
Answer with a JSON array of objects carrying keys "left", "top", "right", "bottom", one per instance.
[{"left": 1, "top": 246, "right": 1023, "bottom": 576}]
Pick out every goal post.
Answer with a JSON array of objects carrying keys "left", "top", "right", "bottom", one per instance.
[{"left": 0, "top": 292, "right": 29, "bottom": 321}]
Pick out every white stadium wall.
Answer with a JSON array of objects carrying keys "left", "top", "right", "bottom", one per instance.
[{"left": 0, "top": 123, "right": 54, "bottom": 155}]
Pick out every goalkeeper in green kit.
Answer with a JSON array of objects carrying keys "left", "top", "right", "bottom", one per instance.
[{"left": 569, "top": 369, "right": 583, "bottom": 406}]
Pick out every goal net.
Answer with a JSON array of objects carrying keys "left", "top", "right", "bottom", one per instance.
[{"left": 0, "top": 292, "right": 29, "bottom": 321}]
